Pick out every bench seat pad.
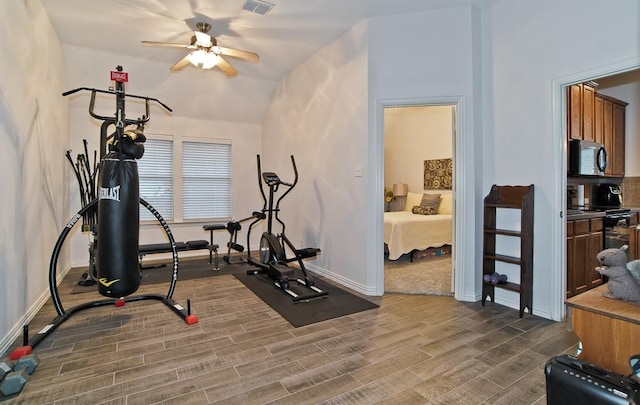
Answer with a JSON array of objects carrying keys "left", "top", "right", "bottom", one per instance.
[{"left": 139, "top": 240, "right": 209, "bottom": 254}]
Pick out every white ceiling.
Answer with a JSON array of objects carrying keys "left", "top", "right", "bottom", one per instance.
[
  {"left": 41, "top": 0, "right": 485, "bottom": 123},
  {"left": 42, "top": 0, "right": 485, "bottom": 82}
]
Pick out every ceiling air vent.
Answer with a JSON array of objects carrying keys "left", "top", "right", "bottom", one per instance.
[{"left": 242, "top": 0, "right": 275, "bottom": 15}]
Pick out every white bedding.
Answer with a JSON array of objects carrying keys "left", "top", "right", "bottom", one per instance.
[{"left": 384, "top": 211, "right": 452, "bottom": 260}]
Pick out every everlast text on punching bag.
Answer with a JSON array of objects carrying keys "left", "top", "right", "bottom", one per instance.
[{"left": 97, "top": 135, "right": 144, "bottom": 298}]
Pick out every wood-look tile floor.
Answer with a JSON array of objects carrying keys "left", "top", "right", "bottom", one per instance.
[{"left": 3, "top": 265, "right": 578, "bottom": 404}]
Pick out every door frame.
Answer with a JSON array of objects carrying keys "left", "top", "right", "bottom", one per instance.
[
  {"left": 376, "top": 96, "right": 467, "bottom": 299},
  {"left": 552, "top": 57, "right": 640, "bottom": 320}
]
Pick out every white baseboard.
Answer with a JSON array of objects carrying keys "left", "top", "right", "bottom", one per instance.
[
  {"left": 0, "top": 263, "right": 72, "bottom": 356},
  {"left": 306, "top": 263, "right": 378, "bottom": 296}
]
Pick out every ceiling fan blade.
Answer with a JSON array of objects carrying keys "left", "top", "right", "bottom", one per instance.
[
  {"left": 142, "top": 40, "right": 196, "bottom": 50},
  {"left": 216, "top": 56, "right": 237, "bottom": 78},
  {"left": 215, "top": 46, "right": 259, "bottom": 63},
  {"left": 170, "top": 55, "right": 192, "bottom": 72}
]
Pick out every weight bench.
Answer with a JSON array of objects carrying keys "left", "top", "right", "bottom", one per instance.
[
  {"left": 203, "top": 213, "right": 264, "bottom": 265},
  {"left": 138, "top": 239, "right": 220, "bottom": 270},
  {"left": 203, "top": 222, "right": 248, "bottom": 265}
]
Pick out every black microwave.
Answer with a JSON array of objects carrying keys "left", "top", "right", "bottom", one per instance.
[{"left": 569, "top": 139, "right": 607, "bottom": 176}]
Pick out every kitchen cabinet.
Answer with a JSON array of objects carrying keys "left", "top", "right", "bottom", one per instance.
[
  {"left": 566, "top": 284, "right": 640, "bottom": 376},
  {"left": 566, "top": 217, "right": 603, "bottom": 298},
  {"left": 568, "top": 85, "right": 626, "bottom": 177},
  {"left": 594, "top": 95, "right": 603, "bottom": 144},
  {"left": 602, "top": 97, "right": 614, "bottom": 175},
  {"left": 567, "top": 82, "right": 596, "bottom": 141},
  {"left": 612, "top": 101, "right": 626, "bottom": 176},
  {"left": 594, "top": 93, "right": 627, "bottom": 177}
]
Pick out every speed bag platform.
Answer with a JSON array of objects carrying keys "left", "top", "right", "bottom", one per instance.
[{"left": 97, "top": 153, "right": 140, "bottom": 298}]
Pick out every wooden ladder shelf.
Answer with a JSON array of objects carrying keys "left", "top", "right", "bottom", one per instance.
[{"left": 481, "top": 184, "right": 534, "bottom": 317}]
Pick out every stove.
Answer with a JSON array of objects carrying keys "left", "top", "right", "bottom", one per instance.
[{"left": 601, "top": 208, "right": 631, "bottom": 249}]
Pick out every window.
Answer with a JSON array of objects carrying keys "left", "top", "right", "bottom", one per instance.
[
  {"left": 137, "top": 136, "right": 232, "bottom": 223},
  {"left": 182, "top": 141, "right": 231, "bottom": 220},
  {"left": 138, "top": 138, "right": 173, "bottom": 221}
]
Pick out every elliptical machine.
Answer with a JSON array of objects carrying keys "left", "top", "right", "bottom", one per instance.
[{"left": 246, "top": 155, "right": 328, "bottom": 302}]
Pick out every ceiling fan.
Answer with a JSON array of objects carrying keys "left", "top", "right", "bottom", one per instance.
[{"left": 141, "top": 22, "right": 259, "bottom": 77}]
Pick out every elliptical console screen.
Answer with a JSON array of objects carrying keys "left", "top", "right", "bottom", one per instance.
[{"left": 263, "top": 172, "right": 281, "bottom": 186}]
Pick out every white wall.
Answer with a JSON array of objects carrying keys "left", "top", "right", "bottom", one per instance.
[
  {"left": 384, "top": 105, "right": 454, "bottom": 194},
  {"left": 262, "top": 21, "right": 370, "bottom": 292},
  {"left": 262, "top": 0, "right": 640, "bottom": 319},
  {"left": 262, "top": 6, "right": 480, "bottom": 296},
  {"left": 0, "top": 1, "right": 69, "bottom": 354},
  {"left": 488, "top": 0, "right": 640, "bottom": 319},
  {"left": 369, "top": 6, "right": 481, "bottom": 300},
  {"left": 62, "top": 45, "right": 264, "bottom": 266}
]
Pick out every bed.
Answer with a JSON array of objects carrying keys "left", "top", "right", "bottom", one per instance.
[{"left": 384, "top": 192, "right": 453, "bottom": 260}]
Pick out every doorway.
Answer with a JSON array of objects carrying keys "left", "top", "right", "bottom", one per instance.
[
  {"left": 554, "top": 62, "right": 640, "bottom": 320},
  {"left": 382, "top": 104, "right": 456, "bottom": 295}
]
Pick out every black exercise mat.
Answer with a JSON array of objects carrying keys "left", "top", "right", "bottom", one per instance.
[
  {"left": 233, "top": 271, "right": 379, "bottom": 327},
  {"left": 70, "top": 257, "right": 251, "bottom": 294}
]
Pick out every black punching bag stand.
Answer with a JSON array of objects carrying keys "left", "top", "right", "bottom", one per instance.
[{"left": 8, "top": 66, "right": 198, "bottom": 361}]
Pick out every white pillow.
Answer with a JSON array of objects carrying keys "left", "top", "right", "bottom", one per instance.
[
  {"left": 438, "top": 193, "right": 453, "bottom": 214},
  {"left": 405, "top": 192, "right": 423, "bottom": 211}
]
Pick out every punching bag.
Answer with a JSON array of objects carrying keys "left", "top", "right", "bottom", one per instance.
[{"left": 97, "top": 149, "right": 140, "bottom": 297}]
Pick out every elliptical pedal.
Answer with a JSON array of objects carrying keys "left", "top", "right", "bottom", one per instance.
[
  {"left": 295, "top": 247, "right": 321, "bottom": 260},
  {"left": 269, "top": 263, "right": 294, "bottom": 279}
]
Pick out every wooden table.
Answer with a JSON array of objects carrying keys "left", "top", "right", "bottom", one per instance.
[{"left": 566, "top": 284, "right": 640, "bottom": 375}]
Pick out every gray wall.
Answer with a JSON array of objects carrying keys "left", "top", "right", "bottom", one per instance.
[{"left": 0, "top": 1, "right": 69, "bottom": 353}]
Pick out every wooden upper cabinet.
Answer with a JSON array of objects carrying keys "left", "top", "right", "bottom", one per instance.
[
  {"left": 567, "top": 84, "right": 583, "bottom": 140},
  {"left": 582, "top": 84, "right": 596, "bottom": 142},
  {"left": 603, "top": 98, "right": 614, "bottom": 176},
  {"left": 597, "top": 94, "right": 627, "bottom": 177},
  {"left": 594, "top": 95, "right": 604, "bottom": 145},
  {"left": 566, "top": 82, "right": 596, "bottom": 141},
  {"left": 567, "top": 83, "right": 627, "bottom": 178},
  {"left": 612, "top": 102, "right": 626, "bottom": 176}
]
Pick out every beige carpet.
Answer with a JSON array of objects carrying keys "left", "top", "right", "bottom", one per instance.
[{"left": 384, "top": 254, "right": 453, "bottom": 296}]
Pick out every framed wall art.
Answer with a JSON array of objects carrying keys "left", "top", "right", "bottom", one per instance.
[{"left": 424, "top": 158, "right": 452, "bottom": 190}]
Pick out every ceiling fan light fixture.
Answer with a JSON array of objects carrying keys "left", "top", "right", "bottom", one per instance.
[
  {"left": 202, "top": 53, "right": 220, "bottom": 69},
  {"left": 142, "top": 20, "right": 259, "bottom": 76},
  {"left": 187, "top": 50, "right": 220, "bottom": 69},
  {"left": 187, "top": 50, "right": 206, "bottom": 66}
]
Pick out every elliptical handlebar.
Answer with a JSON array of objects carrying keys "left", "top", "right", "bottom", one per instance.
[
  {"left": 256, "top": 155, "right": 268, "bottom": 210},
  {"left": 255, "top": 155, "right": 299, "bottom": 201},
  {"left": 254, "top": 154, "right": 301, "bottom": 236},
  {"left": 276, "top": 155, "right": 298, "bottom": 203}
]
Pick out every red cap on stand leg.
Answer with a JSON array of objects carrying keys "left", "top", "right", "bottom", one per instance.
[
  {"left": 9, "top": 346, "right": 32, "bottom": 360},
  {"left": 185, "top": 315, "right": 199, "bottom": 325}
]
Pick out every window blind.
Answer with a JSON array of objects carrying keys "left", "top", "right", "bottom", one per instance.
[
  {"left": 182, "top": 141, "right": 231, "bottom": 220},
  {"left": 138, "top": 138, "right": 174, "bottom": 221}
]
